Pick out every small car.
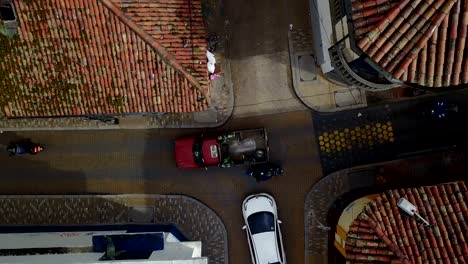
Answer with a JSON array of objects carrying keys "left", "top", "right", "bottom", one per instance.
[{"left": 242, "top": 193, "right": 286, "bottom": 264}]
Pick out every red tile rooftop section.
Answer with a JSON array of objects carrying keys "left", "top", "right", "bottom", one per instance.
[
  {"left": 344, "top": 181, "right": 468, "bottom": 264},
  {"left": 0, "top": 0, "right": 209, "bottom": 117},
  {"left": 351, "top": 0, "right": 468, "bottom": 88},
  {"left": 109, "top": 0, "right": 209, "bottom": 94}
]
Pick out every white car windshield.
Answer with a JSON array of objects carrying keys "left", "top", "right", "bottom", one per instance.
[{"left": 247, "top": 212, "right": 275, "bottom": 234}]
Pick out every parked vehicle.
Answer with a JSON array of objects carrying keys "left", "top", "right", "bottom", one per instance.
[
  {"left": 7, "top": 141, "right": 44, "bottom": 156},
  {"left": 175, "top": 129, "right": 269, "bottom": 169},
  {"left": 247, "top": 163, "right": 283, "bottom": 182},
  {"left": 242, "top": 193, "right": 286, "bottom": 264}
]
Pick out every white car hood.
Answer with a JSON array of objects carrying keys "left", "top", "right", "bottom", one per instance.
[
  {"left": 244, "top": 195, "right": 275, "bottom": 217},
  {"left": 252, "top": 231, "right": 280, "bottom": 264}
]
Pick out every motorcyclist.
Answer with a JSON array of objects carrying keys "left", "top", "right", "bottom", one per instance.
[
  {"left": 30, "top": 144, "right": 44, "bottom": 154},
  {"left": 247, "top": 163, "right": 283, "bottom": 182},
  {"left": 7, "top": 141, "right": 44, "bottom": 156}
]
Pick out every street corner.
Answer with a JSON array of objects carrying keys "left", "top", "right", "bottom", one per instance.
[
  {"left": 305, "top": 147, "right": 468, "bottom": 264},
  {"left": 287, "top": 28, "right": 367, "bottom": 113},
  {"left": 0, "top": 194, "right": 228, "bottom": 264},
  {"left": 304, "top": 167, "right": 377, "bottom": 264}
]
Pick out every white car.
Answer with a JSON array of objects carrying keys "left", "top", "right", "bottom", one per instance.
[{"left": 242, "top": 193, "right": 286, "bottom": 264}]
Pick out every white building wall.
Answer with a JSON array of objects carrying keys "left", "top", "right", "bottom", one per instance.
[
  {"left": 0, "top": 231, "right": 207, "bottom": 264},
  {"left": 0, "top": 254, "right": 208, "bottom": 264},
  {"left": 0, "top": 231, "right": 127, "bottom": 249},
  {"left": 309, "top": 0, "right": 335, "bottom": 73}
]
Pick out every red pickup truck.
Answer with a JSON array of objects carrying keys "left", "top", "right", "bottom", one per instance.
[{"left": 175, "top": 129, "right": 269, "bottom": 169}]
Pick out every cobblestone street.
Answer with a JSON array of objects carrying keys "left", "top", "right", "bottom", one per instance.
[{"left": 0, "top": 110, "right": 322, "bottom": 264}]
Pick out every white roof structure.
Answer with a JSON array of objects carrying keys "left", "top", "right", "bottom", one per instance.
[{"left": 0, "top": 231, "right": 207, "bottom": 264}]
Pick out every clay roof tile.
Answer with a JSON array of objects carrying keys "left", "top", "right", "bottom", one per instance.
[
  {"left": 350, "top": 0, "right": 467, "bottom": 88},
  {"left": 345, "top": 181, "right": 468, "bottom": 264},
  {"left": 0, "top": 0, "right": 209, "bottom": 117}
]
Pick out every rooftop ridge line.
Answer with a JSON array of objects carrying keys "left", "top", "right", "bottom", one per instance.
[{"left": 98, "top": 0, "right": 206, "bottom": 99}]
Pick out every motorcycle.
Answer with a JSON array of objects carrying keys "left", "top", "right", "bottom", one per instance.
[
  {"left": 429, "top": 101, "right": 458, "bottom": 120},
  {"left": 7, "top": 141, "right": 44, "bottom": 156},
  {"left": 247, "top": 163, "right": 283, "bottom": 182}
]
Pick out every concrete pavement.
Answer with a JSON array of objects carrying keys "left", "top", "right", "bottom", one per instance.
[
  {"left": 0, "top": 110, "right": 323, "bottom": 264},
  {"left": 230, "top": 51, "right": 306, "bottom": 117},
  {"left": 224, "top": 0, "right": 311, "bottom": 117},
  {"left": 224, "top": 0, "right": 361, "bottom": 117}
]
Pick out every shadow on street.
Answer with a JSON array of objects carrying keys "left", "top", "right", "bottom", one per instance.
[{"left": 0, "top": 131, "right": 87, "bottom": 194}]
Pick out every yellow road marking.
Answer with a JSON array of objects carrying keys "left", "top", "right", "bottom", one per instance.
[{"left": 318, "top": 121, "right": 395, "bottom": 153}]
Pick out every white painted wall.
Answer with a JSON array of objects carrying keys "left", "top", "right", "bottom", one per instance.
[
  {"left": 0, "top": 253, "right": 208, "bottom": 264},
  {"left": 0, "top": 231, "right": 126, "bottom": 249},
  {"left": 150, "top": 242, "right": 202, "bottom": 260},
  {"left": 309, "top": 0, "right": 335, "bottom": 73},
  {"left": 0, "top": 231, "right": 206, "bottom": 264}
]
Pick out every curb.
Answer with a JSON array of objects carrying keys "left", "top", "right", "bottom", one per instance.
[
  {"left": 304, "top": 167, "right": 376, "bottom": 264},
  {"left": 303, "top": 149, "right": 468, "bottom": 264},
  {"left": 181, "top": 195, "right": 230, "bottom": 264},
  {"left": 287, "top": 30, "right": 368, "bottom": 113}
]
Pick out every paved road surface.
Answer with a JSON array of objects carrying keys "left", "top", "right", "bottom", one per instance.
[
  {"left": 0, "top": 111, "right": 322, "bottom": 264},
  {"left": 223, "top": 0, "right": 312, "bottom": 117},
  {"left": 314, "top": 91, "right": 468, "bottom": 174}
]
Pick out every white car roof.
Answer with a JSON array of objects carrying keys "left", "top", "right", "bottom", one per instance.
[
  {"left": 243, "top": 194, "right": 276, "bottom": 217},
  {"left": 252, "top": 232, "right": 280, "bottom": 264}
]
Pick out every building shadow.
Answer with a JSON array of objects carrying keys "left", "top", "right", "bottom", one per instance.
[{"left": 0, "top": 131, "right": 87, "bottom": 195}]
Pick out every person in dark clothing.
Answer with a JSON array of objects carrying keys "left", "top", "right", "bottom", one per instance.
[
  {"left": 7, "top": 140, "right": 44, "bottom": 156},
  {"left": 247, "top": 163, "right": 283, "bottom": 182}
]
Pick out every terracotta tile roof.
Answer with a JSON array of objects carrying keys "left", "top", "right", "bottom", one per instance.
[
  {"left": 345, "top": 181, "right": 468, "bottom": 263},
  {"left": 350, "top": 0, "right": 468, "bottom": 88},
  {"left": 0, "top": 0, "right": 209, "bottom": 117}
]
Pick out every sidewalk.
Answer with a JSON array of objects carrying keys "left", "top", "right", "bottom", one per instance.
[
  {"left": 288, "top": 28, "right": 367, "bottom": 112},
  {"left": 0, "top": 194, "right": 228, "bottom": 264}
]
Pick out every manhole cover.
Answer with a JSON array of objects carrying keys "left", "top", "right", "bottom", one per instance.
[
  {"left": 298, "top": 54, "right": 316, "bottom": 82},
  {"left": 129, "top": 206, "right": 155, "bottom": 223}
]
